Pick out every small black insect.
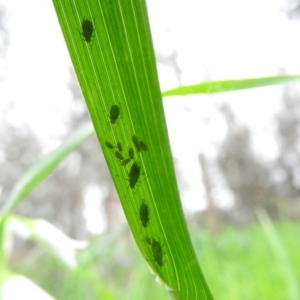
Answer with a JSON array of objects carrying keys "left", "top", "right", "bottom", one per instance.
[
  {"left": 121, "top": 158, "right": 131, "bottom": 166},
  {"left": 117, "top": 142, "right": 123, "bottom": 152},
  {"left": 128, "top": 161, "right": 141, "bottom": 189},
  {"left": 132, "top": 135, "right": 147, "bottom": 152},
  {"left": 139, "top": 140, "right": 148, "bottom": 151},
  {"left": 115, "top": 151, "right": 124, "bottom": 160},
  {"left": 118, "top": 161, "right": 144, "bottom": 198},
  {"left": 145, "top": 236, "right": 151, "bottom": 245},
  {"left": 105, "top": 141, "right": 114, "bottom": 149},
  {"left": 81, "top": 17, "right": 95, "bottom": 43},
  {"left": 110, "top": 104, "right": 120, "bottom": 124},
  {"left": 132, "top": 135, "right": 141, "bottom": 152},
  {"left": 151, "top": 237, "right": 164, "bottom": 267},
  {"left": 128, "top": 147, "right": 134, "bottom": 160},
  {"left": 139, "top": 202, "right": 150, "bottom": 228}
]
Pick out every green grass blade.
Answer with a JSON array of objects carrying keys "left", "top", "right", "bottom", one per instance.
[
  {"left": 162, "top": 75, "right": 300, "bottom": 96},
  {"left": 0, "top": 123, "right": 93, "bottom": 267},
  {"left": 52, "top": 1, "right": 213, "bottom": 299},
  {"left": 1, "top": 123, "right": 94, "bottom": 217},
  {"left": 256, "top": 209, "right": 299, "bottom": 300}
]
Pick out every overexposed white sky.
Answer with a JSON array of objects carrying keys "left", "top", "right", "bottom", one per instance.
[{"left": 1, "top": 0, "right": 300, "bottom": 219}]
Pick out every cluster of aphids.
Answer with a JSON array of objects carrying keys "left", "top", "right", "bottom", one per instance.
[
  {"left": 79, "top": 15, "right": 147, "bottom": 191},
  {"left": 139, "top": 201, "right": 165, "bottom": 267},
  {"left": 146, "top": 236, "right": 165, "bottom": 267},
  {"left": 80, "top": 16, "right": 166, "bottom": 268},
  {"left": 103, "top": 104, "right": 165, "bottom": 267},
  {"left": 105, "top": 135, "right": 147, "bottom": 165},
  {"left": 105, "top": 133, "right": 147, "bottom": 188},
  {"left": 102, "top": 86, "right": 147, "bottom": 189}
]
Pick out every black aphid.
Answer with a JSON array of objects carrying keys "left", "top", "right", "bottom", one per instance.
[{"left": 81, "top": 17, "right": 95, "bottom": 43}]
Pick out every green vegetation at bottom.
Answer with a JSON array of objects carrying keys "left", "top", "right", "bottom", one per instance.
[{"left": 10, "top": 221, "right": 300, "bottom": 300}]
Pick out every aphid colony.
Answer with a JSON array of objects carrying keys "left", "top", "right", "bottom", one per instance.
[
  {"left": 103, "top": 111, "right": 166, "bottom": 267},
  {"left": 103, "top": 102, "right": 148, "bottom": 192},
  {"left": 105, "top": 138, "right": 146, "bottom": 170},
  {"left": 102, "top": 102, "right": 167, "bottom": 268},
  {"left": 104, "top": 135, "right": 165, "bottom": 266},
  {"left": 80, "top": 18, "right": 165, "bottom": 269},
  {"left": 139, "top": 202, "right": 165, "bottom": 267}
]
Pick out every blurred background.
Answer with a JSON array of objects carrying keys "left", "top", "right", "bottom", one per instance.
[{"left": 1, "top": 0, "right": 300, "bottom": 299}]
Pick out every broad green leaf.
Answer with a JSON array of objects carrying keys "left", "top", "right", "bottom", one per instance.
[
  {"left": 162, "top": 75, "right": 300, "bottom": 96},
  {"left": 52, "top": 1, "right": 213, "bottom": 299}
]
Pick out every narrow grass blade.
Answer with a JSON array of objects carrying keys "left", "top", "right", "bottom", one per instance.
[
  {"left": 1, "top": 123, "right": 94, "bottom": 217},
  {"left": 0, "top": 123, "right": 93, "bottom": 264},
  {"left": 162, "top": 75, "right": 300, "bottom": 96},
  {"left": 256, "top": 209, "right": 299, "bottom": 300},
  {"left": 52, "top": 1, "right": 213, "bottom": 299}
]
